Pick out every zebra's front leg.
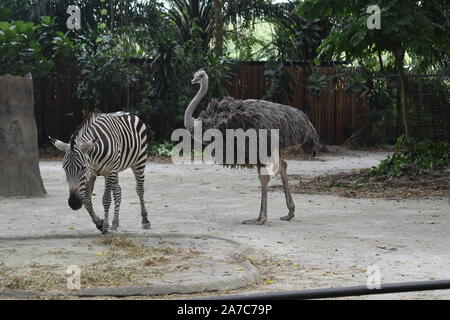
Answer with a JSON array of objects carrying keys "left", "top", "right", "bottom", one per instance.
[
  {"left": 81, "top": 180, "right": 103, "bottom": 231},
  {"left": 101, "top": 173, "right": 117, "bottom": 234},
  {"left": 110, "top": 177, "right": 122, "bottom": 231},
  {"left": 88, "top": 174, "right": 97, "bottom": 196}
]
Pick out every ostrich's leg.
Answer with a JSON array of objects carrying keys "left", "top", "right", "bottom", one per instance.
[
  {"left": 242, "top": 169, "right": 270, "bottom": 225},
  {"left": 279, "top": 159, "right": 295, "bottom": 221}
]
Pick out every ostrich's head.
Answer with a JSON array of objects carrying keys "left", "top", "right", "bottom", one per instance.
[{"left": 191, "top": 70, "right": 208, "bottom": 84}]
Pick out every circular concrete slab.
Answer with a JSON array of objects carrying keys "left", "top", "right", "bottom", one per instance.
[{"left": 0, "top": 233, "right": 260, "bottom": 298}]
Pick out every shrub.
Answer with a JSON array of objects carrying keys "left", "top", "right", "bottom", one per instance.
[
  {"left": 369, "top": 136, "right": 449, "bottom": 177},
  {"left": 0, "top": 16, "right": 73, "bottom": 77}
]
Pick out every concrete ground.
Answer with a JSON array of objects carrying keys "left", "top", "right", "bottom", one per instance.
[{"left": 0, "top": 149, "right": 449, "bottom": 299}]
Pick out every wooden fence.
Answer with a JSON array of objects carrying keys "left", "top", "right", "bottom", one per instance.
[
  {"left": 226, "top": 62, "right": 368, "bottom": 145},
  {"left": 34, "top": 66, "right": 83, "bottom": 147},
  {"left": 33, "top": 62, "right": 368, "bottom": 146}
]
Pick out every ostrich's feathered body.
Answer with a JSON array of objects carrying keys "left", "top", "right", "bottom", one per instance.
[
  {"left": 198, "top": 97, "right": 320, "bottom": 164},
  {"left": 194, "top": 97, "right": 320, "bottom": 168}
]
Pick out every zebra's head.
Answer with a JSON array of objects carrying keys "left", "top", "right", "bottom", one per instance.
[{"left": 50, "top": 136, "right": 97, "bottom": 211}]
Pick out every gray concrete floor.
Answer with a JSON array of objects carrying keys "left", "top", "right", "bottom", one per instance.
[{"left": 1, "top": 149, "right": 449, "bottom": 299}]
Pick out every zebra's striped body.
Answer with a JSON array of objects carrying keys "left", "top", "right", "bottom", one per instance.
[{"left": 50, "top": 112, "right": 150, "bottom": 233}]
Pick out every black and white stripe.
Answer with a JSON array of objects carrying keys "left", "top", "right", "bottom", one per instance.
[{"left": 51, "top": 112, "right": 150, "bottom": 233}]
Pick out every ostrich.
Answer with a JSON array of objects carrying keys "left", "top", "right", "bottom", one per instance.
[{"left": 185, "top": 70, "right": 321, "bottom": 225}]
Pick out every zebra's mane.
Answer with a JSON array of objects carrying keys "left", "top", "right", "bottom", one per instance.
[{"left": 70, "top": 113, "right": 98, "bottom": 150}]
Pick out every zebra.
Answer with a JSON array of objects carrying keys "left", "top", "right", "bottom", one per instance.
[{"left": 50, "top": 112, "right": 151, "bottom": 233}]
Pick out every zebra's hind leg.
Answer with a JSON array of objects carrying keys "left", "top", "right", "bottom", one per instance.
[
  {"left": 110, "top": 175, "right": 122, "bottom": 231},
  {"left": 101, "top": 173, "right": 117, "bottom": 234},
  {"left": 132, "top": 166, "right": 151, "bottom": 229}
]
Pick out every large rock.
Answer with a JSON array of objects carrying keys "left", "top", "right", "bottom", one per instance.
[{"left": 0, "top": 74, "right": 46, "bottom": 196}]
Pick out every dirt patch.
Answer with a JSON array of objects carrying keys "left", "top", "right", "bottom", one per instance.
[
  {"left": 272, "top": 169, "right": 450, "bottom": 199},
  {"left": 281, "top": 145, "right": 323, "bottom": 161},
  {"left": 281, "top": 145, "right": 393, "bottom": 161},
  {"left": 147, "top": 155, "right": 172, "bottom": 163}
]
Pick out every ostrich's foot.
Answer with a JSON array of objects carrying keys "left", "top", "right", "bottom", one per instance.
[
  {"left": 242, "top": 218, "right": 267, "bottom": 225},
  {"left": 280, "top": 211, "right": 295, "bottom": 221}
]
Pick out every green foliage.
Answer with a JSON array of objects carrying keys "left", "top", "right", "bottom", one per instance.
[
  {"left": 407, "top": 76, "right": 450, "bottom": 143},
  {"left": 148, "top": 141, "right": 174, "bottom": 157},
  {"left": 264, "top": 60, "right": 293, "bottom": 103},
  {"left": 226, "top": 21, "right": 272, "bottom": 60},
  {"left": 165, "top": 0, "right": 213, "bottom": 53},
  {"left": 269, "top": 6, "right": 326, "bottom": 62},
  {"left": 301, "top": 0, "right": 449, "bottom": 73},
  {"left": 134, "top": 45, "right": 234, "bottom": 141},
  {"left": 369, "top": 137, "right": 450, "bottom": 177},
  {"left": 364, "top": 74, "right": 397, "bottom": 145},
  {"left": 164, "top": 0, "right": 283, "bottom": 61},
  {"left": 305, "top": 70, "right": 328, "bottom": 94},
  {"left": 0, "top": 17, "right": 74, "bottom": 77},
  {"left": 75, "top": 31, "right": 142, "bottom": 111}
]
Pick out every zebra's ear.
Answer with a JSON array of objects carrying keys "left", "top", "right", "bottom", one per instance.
[
  {"left": 80, "top": 138, "right": 98, "bottom": 154},
  {"left": 49, "top": 136, "right": 69, "bottom": 152}
]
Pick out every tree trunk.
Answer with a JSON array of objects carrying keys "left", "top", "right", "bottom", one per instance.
[
  {"left": 213, "top": 0, "right": 224, "bottom": 56},
  {"left": 0, "top": 74, "right": 46, "bottom": 197},
  {"left": 394, "top": 48, "right": 412, "bottom": 141}
]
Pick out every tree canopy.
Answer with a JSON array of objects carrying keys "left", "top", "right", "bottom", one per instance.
[{"left": 0, "top": 0, "right": 448, "bottom": 144}]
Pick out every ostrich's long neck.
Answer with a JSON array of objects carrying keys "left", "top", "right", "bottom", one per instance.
[{"left": 185, "top": 79, "right": 208, "bottom": 133}]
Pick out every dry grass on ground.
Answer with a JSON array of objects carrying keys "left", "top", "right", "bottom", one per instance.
[
  {"left": 272, "top": 169, "right": 449, "bottom": 199},
  {"left": 0, "top": 237, "right": 198, "bottom": 293}
]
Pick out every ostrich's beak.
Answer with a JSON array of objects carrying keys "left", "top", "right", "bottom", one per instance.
[{"left": 191, "top": 79, "right": 196, "bottom": 84}]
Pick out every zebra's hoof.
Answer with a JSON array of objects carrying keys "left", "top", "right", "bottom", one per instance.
[
  {"left": 95, "top": 219, "right": 104, "bottom": 232},
  {"left": 110, "top": 221, "right": 119, "bottom": 232},
  {"left": 141, "top": 222, "right": 151, "bottom": 229}
]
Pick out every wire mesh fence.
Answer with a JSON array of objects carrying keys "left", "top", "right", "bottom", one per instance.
[
  {"left": 348, "top": 72, "right": 450, "bottom": 146},
  {"left": 407, "top": 74, "right": 450, "bottom": 143}
]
